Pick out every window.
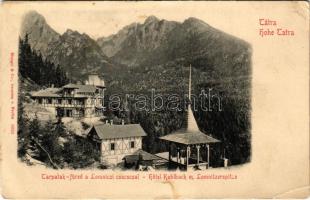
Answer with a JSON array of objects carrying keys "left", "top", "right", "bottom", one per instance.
[
  {"left": 48, "top": 99, "right": 52, "bottom": 104},
  {"left": 130, "top": 141, "right": 135, "bottom": 149},
  {"left": 68, "top": 99, "right": 72, "bottom": 105},
  {"left": 110, "top": 143, "right": 115, "bottom": 151},
  {"left": 57, "top": 99, "right": 61, "bottom": 104}
]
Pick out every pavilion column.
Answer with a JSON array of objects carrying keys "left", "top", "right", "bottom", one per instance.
[
  {"left": 196, "top": 145, "right": 200, "bottom": 164},
  {"left": 186, "top": 145, "right": 190, "bottom": 168},
  {"left": 177, "top": 147, "right": 180, "bottom": 164},
  {"left": 168, "top": 142, "right": 172, "bottom": 162},
  {"left": 207, "top": 144, "right": 210, "bottom": 169}
]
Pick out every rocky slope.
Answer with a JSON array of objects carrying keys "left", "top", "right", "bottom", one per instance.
[
  {"left": 97, "top": 16, "right": 251, "bottom": 100},
  {"left": 97, "top": 16, "right": 179, "bottom": 66},
  {"left": 97, "top": 16, "right": 251, "bottom": 73},
  {"left": 96, "top": 16, "right": 252, "bottom": 164},
  {"left": 20, "top": 12, "right": 252, "bottom": 164},
  {"left": 21, "top": 11, "right": 112, "bottom": 81}
]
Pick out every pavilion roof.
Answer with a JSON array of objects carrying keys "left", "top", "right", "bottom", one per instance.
[
  {"left": 159, "top": 129, "right": 220, "bottom": 145},
  {"left": 160, "top": 65, "right": 220, "bottom": 145},
  {"left": 159, "top": 105, "right": 220, "bottom": 145}
]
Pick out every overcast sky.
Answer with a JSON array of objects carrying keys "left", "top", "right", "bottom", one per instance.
[
  {"left": 18, "top": 1, "right": 253, "bottom": 40},
  {"left": 9, "top": 1, "right": 298, "bottom": 42}
]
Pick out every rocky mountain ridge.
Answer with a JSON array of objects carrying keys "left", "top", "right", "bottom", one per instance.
[
  {"left": 20, "top": 11, "right": 252, "bottom": 165},
  {"left": 21, "top": 11, "right": 112, "bottom": 81}
]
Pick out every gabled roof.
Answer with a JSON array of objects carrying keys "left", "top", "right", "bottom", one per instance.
[
  {"left": 76, "top": 85, "right": 97, "bottom": 93},
  {"left": 31, "top": 84, "right": 100, "bottom": 98},
  {"left": 63, "top": 84, "right": 97, "bottom": 93},
  {"left": 88, "top": 124, "right": 147, "bottom": 140},
  {"left": 31, "top": 88, "right": 62, "bottom": 97},
  {"left": 63, "top": 83, "right": 80, "bottom": 88}
]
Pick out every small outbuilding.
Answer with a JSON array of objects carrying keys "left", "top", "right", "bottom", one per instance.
[
  {"left": 123, "top": 149, "right": 168, "bottom": 170},
  {"left": 87, "top": 122, "right": 147, "bottom": 165}
]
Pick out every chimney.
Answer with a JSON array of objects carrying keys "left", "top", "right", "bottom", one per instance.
[
  {"left": 121, "top": 119, "right": 125, "bottom": 125},
  {"left": 105, "top": 120, "right": 109, "bottom": 124},
  {"left": 110, "top": 120, "right": 113, "bottom": 125},
  {"left": 51, "top": 84, "right": 54, "bottom": 88}
]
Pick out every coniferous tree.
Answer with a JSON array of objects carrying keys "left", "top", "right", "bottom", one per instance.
[
  {"left": 40, "top": 120, "right": 63, "bottom": 168},
  {"left": 27, "top": 116, "right": 42, "bottom": 160},
  {"left": 18, "top": 36, "right": 69, "bottom": 87},
  {"left": 17, "top": 95, "right": 30, "bottom": 159}
]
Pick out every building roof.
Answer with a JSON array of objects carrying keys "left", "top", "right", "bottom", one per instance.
[
  {"left": 160, "top": 129, "right": 220, "bottom": 145},
  {"left": 63, "top": 84, "right": 97, "bottom": 93},
  {"left": 76, "top": 85, "right": 97, "bottom": 93},
  {"left": 88, "top": 123, "right": 147, "bottom": 140},
  {"left": 159, "top": 106, "right": 220, "bottom": 145},
  {"left": 63, "top": 83, "right": 80, "bottom": 88},
  {"left": 123, "top": 149, "right": 164, "bottom": 162},
  {"left": 31, "top": 88, "right": 62, "bottom": 97},
  {"left": 31, "top": 84, "right": 100, "bottom": 98}
]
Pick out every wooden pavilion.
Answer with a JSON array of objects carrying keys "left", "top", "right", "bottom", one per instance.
[{"left": 159, "top": 65, "right": 221, "bottom": 170}]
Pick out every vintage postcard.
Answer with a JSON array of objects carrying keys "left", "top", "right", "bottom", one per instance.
[{"left": 0, "top": 1, "right": 309, "bottom": 199}]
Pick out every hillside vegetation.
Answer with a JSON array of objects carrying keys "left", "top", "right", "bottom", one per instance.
[{"left": 19, "top": 12, "right": 252, "bottom": 166}]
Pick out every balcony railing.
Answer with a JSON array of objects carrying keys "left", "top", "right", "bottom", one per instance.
[{"left": 40, "top": 103, "right": 85, "bottom": 107}]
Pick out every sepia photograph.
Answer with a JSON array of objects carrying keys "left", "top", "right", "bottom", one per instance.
[
  {"left": 0, "top": 1, "right": 308, "bottom": 198},
  {"left": 18, "top": 10, "right": 251, "bottom": 171}
]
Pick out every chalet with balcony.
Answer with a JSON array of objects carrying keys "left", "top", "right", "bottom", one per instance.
[{"left": 31, "top": 74, "right": 105, "bottom": 118}]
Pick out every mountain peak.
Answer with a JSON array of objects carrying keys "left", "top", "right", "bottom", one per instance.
[
  {"left": 144, "top": 15, "right": 159, "bottom": 24},
  {"left": 23, "top": 11, "right": 46, "bottom": 24},
  {"left": 64, "top": 29, "right": 79, "bottom": 35},
  {"left": 63, "top": 29, "right": 91, "bottom": 39},
  {"left": 21, "top": 10, "right": 59, "bottom": 44},
  {"left": 183, "top": 17, "right": 208, "bottom": 26},
  {"left": 22, "top": 11, "right": 47, "bottom": 35}
]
